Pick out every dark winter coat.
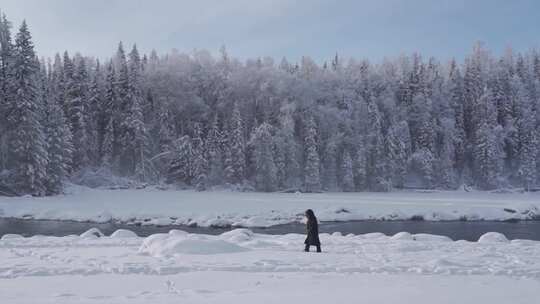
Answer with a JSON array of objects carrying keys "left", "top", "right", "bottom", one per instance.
[{"left": 304, "top": 211, "right": 321, "bottom": 246}]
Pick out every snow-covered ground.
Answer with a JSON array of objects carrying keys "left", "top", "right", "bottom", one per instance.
[
  {"left": 1, "top": 229, "right": 540, "bottom": 303},
  {"left": 0, "top": 185, "right": 539, "bottom": 227}
]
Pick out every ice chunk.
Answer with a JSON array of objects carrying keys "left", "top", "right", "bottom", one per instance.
[
  {"left": 220, "top": 229, "right": 254, "bottom": 242},
  {"left": 391, "top": 232, "right": 414, "bottom": 241},
  {"left": 413, "top": 234, "right": 453, "bottom": 242},
  {"left": 80, "top": 228, "right": 104, "bottom": 238},
  {"left": 110, "top": 229, "right": 138, "bottom": 238},
  {"left": 1, "top": 234, "right": 24, "bottom": 240},
  {"left": 168, "top": 229, "right": 189, "bottom": 236},
  {"left": 478, "top": 232, "right": 509, "bottom": 243}
]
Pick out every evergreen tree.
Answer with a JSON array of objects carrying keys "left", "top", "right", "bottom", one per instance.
[
  {"left": 192, "top": 123, "right": 207, "bottom": 191},
  {"left": 366, "top": 100, "right": 388, "bottom": 190},
  {"left": 86, "top": 60, "right": 103, "bottom": 166},
  {"left": 386, "top": 121, "right": 410, "bottom": 188},
  {"left": 436, "top": 132, "right": 457, "bottom": 189},
  {"left": 473, "top": 88, "right": 504, "bottom": 189},
  {"left": 101, "top": 60, "right": 116, "bottom": 167},
  {"left": 167, "top": 135, "right": 193, "bottom": 184},
  {"left": 157, "top": 103, "right": 174, "bottom": 153},
  {"left": 447, "top": 59, "right": 467, "bottom": 176},
  {"left": 322, "top": 139, "right": 338, "bottom": 191},
  {"left": 44, "top": 98, "right": 73, "bottom": 194},
  {"left": 352, "top": 144, "right": 367, "bottom": 191},
  {"left": 226, "top": 102, "right": 246, "bottom": 184},
  {"left": 9, "top": 21, "right": 48, "bottom": 195},
  {"left": 341, "top": 150, "right": 354, "bottom": 192},
  {"left": 115, "top": 42, "right": 131, "bottom": 174},
  {"left": 127, "top": 45, "right": 150, "bottom": 180},
  {"left": 514, "top": 77, "right": 537, "bottom": 190},
  {"left": 303, "top": 116, "right": 321, "bottom": 192},
  {"left": 409, "top": 94, "right": 435, "bottom": 188},
  {"left": 65, "top": 53, "right": 89, "bottom": 170},
  {"left": 206, "top": 115, "right": 224, "bottom": 185},
  {"left": 0, "top": 14, "right": 11, "bottom": 170},
  {"left": 250, "top": 122, "right": 277, "bottom": 192}
]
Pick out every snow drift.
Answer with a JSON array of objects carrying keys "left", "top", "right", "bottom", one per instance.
[{"left": 139, "top": 232, "right": 249, "bottom": 257}]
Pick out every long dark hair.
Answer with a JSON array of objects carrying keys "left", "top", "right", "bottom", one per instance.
[{"left": 305, "top": 209, "right": 317, "bottom": 222}]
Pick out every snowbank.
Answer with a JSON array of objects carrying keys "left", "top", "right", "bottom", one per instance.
[
  {"left": 1, "top": 229, "right": 539, "bottom": 280},
  {"left": 1, "top": 186, "right": 539, "bottom": 228},
  {"left": 139, "top": 233, "right": 248, "bottom": 257}
]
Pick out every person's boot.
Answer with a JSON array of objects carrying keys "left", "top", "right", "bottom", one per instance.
[
  {"left": 316, "top": 245, "right": 322, "bottom": 253},
  {"left": 304, "top": 245, "right": 310, "bottom": 252}
]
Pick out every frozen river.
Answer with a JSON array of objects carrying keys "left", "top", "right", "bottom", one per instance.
[{"left": 2, "top": 218, "right": 540, "bottom": 241}]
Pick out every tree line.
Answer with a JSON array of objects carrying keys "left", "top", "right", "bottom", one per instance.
[{"left": 0, "top": 13, "right": 539, "bottom": 196}]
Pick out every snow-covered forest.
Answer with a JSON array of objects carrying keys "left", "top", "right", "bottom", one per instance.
[{"left": 0, "top": 14, "right": 539, "bottom": 196}]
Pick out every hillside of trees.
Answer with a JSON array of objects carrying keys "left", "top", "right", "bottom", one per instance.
[{"left": 0, "top": 14, "right": 539, "bottom": 196}]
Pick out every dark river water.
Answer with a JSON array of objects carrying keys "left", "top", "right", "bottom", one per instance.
[{"left": 1, "top": 218, "right": 540, "bottom": 241}]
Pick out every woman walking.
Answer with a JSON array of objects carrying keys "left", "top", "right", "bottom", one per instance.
[{"left": 304, "top": 209, "right": 321, "bottom": 252}]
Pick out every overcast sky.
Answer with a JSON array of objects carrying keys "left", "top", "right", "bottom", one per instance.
[{"left": 1, "top": 0, "right": 539, "bottom": 62}]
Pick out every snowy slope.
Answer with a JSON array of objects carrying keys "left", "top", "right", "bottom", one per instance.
[
  {"left": 1, "top": 229, "right": 539, "bottom": 303},
  {"left": 0, "top": 186, "right": 539, "bottom": 227}
]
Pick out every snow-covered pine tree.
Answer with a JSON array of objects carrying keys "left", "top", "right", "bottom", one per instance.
[
  {"left": 44, "top": 97, "right": 73, "bottom": 194},
  {"left": 473, "top": 88, "right": 504, "bottom": 189},
  {"left": 36, "top": 60, "right": 50, "bottom": 137},
  {"left": 273, "top": 136, "right": 287, "bottom": 189},
  {"left": 127, "top": 45, "right": 150, "bottom": 181},
  {"left": 365, "top": 99, "right": 388, "bottom": 190},
  {"left": 167, "top": 135, "right": 193, "bottom": 185},
  {"left": 100, "top": 60, "right": 116, "bottom": 167},
  {"left": 206, "top": 115, "right": 224, "bottom": 185},
  {"left": 303, "top": 115, "right": 321, "bottom": 192},
  {"left": 433, "top": 74, "right": 458, "bottom": 189},
  {"left": 226, "top": 102, "right": 246, "bottom": 184},
  {"left": 463, "top": 44, "right": 486, "bottom": 141},
  {"left": 535, "top": 80, "right": 540, "bottom": 186},
  {"left": 322, "top": 139, "right": 338, "bottom": 191},
  {"left": 386, "top": 121, "right": 410, "bottom": 189},
  {"left": 447, "top": 59, "right": 467, "bottom": 177},
  {"left": 157, "top": 103, "right": 174, "bottom": 154},
  {"left": 341, "top": 150, "right": 354, "bottom": 192},
  {"left": 64, "top": 53, "right": 90, "bottom": 170},
  {"left": 223, "top": 144, "right": 234, "bottom": 185},
  {"left": 250, "top": 122, "right": 277, "bottom": 192},
  {"left": 436, "top": 130, "right": 457, "bottom": 189},
  {"left": 0, "top": 14, "right": 12, "bottom": 171},
  {"left": 275, "top": 109, "right": 301, "bottom": 189},
  {"left": 350, "top": 141, "right": 366, "bottom": 191},
  {"left": 86, "top": 59, "right": 103, "bottom": 166},
  {"left": 192, "top": 123, "right": 208, "bottom": 191},
  {"left": 115, "top": 42, "right": 132, "bottom": 174},
  {"left": 49, "top": 53, "right": 65, "bottom": 112},
  {"left": 0, "top": 14, "right": 12, "bottom": 98},
  {"left": 9, "top": 21, "right": 48, "bottom": 195},
  {"left": 513, "top": 76, "right": 537, "bottom": 190},
  {"left": 409, "top": 94, "right": 435, "bottom": 188}
]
